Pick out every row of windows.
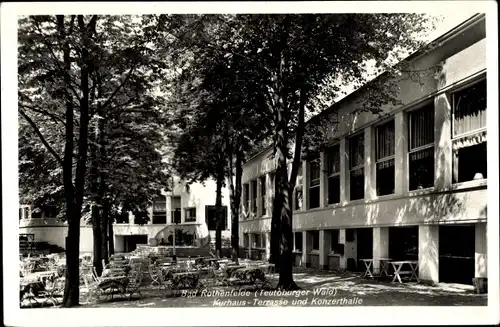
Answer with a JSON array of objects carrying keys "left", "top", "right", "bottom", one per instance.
[
  {"left": 243, "top": 232, "right": 267, "bottom": 249},
  {"left": 242, "top": 172, "right": 275, "bottom": 219},
  {"left": 298, "top": 79, "right": 487, "bottom": 210},
  {"left": 292, "top": 230, "right": 343, "bottom": 254}
]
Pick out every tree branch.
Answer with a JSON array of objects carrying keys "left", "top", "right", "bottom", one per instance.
[
  {"left": 19, "top": 103, "right": 66, "bottom": 126},
  {"left": 19, "top": 108, "right": 64, "bottom": 166}
]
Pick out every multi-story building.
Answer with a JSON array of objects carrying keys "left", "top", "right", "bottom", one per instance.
[
  {"left": 240, "top": 14, "right": 488, "bottom": 286},
  {"left": 19, "top": 176, "right": 231, "bottom": 253}
]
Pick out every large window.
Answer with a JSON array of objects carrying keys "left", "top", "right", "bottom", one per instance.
[
  {"left": 251, "top": 180, "right": 257, "bottom": 216},
  {"left": 253, "top": 233, "right": 262, "bottom": 248},
  {"left": 205, "top": 205, "right": 228, "bottom": 231},
  {"left": 171, "top": 196, "right": 181, "bottom": 224},
  {"left": 452, "top": 80, "right": 487, "bottom": 183},
  {"left": 308, "top": 158, "right": 321, "bottom": 209},
  {"left": 295, "top": 165, "right": 303, "bottom": 210},
  {"left": 349, "top": 134, "right": 365, "bottom": 200},
  {"left": 376, "top": 121, "right": 395, "bottom": 196},
  {"left": 311, "top": 231, "right": 320, "bottom": 251},
  {"left": 185, "top": 207, "right": 196, "bottom": 222},
  {"left": 408, "top": 104, "right": 435, "bottom": 190},
  {"left": 294, "top": 232, "right": 303, "bottom": 252},
  {"left": 329, "top": 229, "right": 340, "bottom": 253},
  {"left": 152, "top": 198, "right": 166, "bottom": 224},
  {"left": 243, "top": 183, "right": 250, "bottom": 219},
  {"left": 260, "top": 176, "right": 266, "bottom": 217},
  {"left": 327, "top": 145, "right": 341, "bottom": 204},
  {"left": 243, "top": 233, "right": 249, "bottom": 248}
]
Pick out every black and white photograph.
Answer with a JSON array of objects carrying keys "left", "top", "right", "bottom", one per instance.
[{"left": 2, "top": 1, "right": 499, "bottom": 326}]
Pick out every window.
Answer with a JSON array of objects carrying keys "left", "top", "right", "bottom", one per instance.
[
  {"left": 253, "top": 233, "right": 262, "bottom": 248},
  {"left": 19, "top": 206, "right": 30, "bottom": 220},
  {"left": 327, "top": 145, "right": 341, "bottom": 204},
  {"left": 171, "top": 196, "right": 181, "bottom": 224},
  {"left": 260, "top": 176, "right": 266, "bottom": 217},
  {"left": 294, "top": 232, "right": 303, "bottom": 252},
  {"left": 408, "top": 104, "right": 435, "bottom": 190},
  {"left": 205, "top": 205, "right": 228, "bottom": 230},
  {"left": 185, "top": 208, "right": 196, "bottom": 222},
  {"left": 452, "top": 80, "right": 487, "bottom": 183},
  {"left": 251, "top": 180, "right": 257, "bottom": 216},
  {"left": 349, "top": 134, "right": 365, "bottom": 200},
  {"left": 330, "top": 230, "right": 340, "bottom": 252},
  {"left": 376, "top": 121, "right": 395, "bottom": 196},
  {"left": 308, "top": 158, "right": 321, "bottom": 209},
  {"left": 31, "top": 207, "right": 42, "bottom": 218},
  {"left": 243, "top": 183, "right": 250, "bottom": 218},
  {"left": 43, "top": 205, "right": 57, "bottom": 218},
  {"left": 295, "top": 165, "right": 303, "bottom": 210},
  {"left": 243, "top": 233, "right": 249, "bottom": 248},
  {"left": 311, "top": 231, "right": 320, "bottom": 251},
  {"left": 152, "top": 198, "right": 166, "bottom": 224}
]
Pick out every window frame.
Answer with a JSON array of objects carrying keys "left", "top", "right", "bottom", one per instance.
[
  {"left": 326, "top": 144, "right": 341, "bottom": 205},
  {"left": 375, "top": 120, "right": 396, "bottom": 196},
  {"left": 259, "top": 176, "right": 266, "bottom": 217},
  {"left": 348, "top": 133, "right": 365, "bottom": 200},
  {"left": 308, "top": 157, "right": 321, "bottom": 209},
  {"left": 184, "top": 207, "right": 196, "bottom": 222}
]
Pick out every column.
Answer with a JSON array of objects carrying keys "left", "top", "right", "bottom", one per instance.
[
  {"left": 372, "top": 227, "right": 389, "bottom": 275},
  {"left": 166, "top": 195, "right": 172, "bottom": 224},
  {"left": 128, "top": 211, "right": 134, "bottom": 225},
  {"left": 475, "top": 223, "right": 487, "bottom": 278},
  {"left": 147, "top": 206, "right": 153, "bottom": 224},
  {"left": 434, "top": 94, "right": 452, "bottom": 190},
  {"left": 364, "top": 126, "right": 376, "bottom": 200},
  {"left": 302, "top": 161, "right": 309, "bottom": 210},
  {"left": 418, "top": 225, "right": 439, "bottom": 285},
  {"left": 339, "top": 229, "right": 347, "bottom": 270},
  {"left": 320, "top": 151, "right": 327, "bottom": 208},
  {"left": 394, "top": 111, "right": 408, "bottom": 195},
  {"left": 302, "top": 231, "right": 311, "bottom": 268},
  {"left": 265, "top": 173, "right": 272, "bottom": 216},
  {"left": 180, "top": 197, "right": 185, "bottom": 223},
  {"left": 265, "top": 232, "right": 271, "bottom": 261},
  {"left": 257, "top": 176, "right": 262, "bottom": 218},
  {"left": 340, "top": 138, "right": 349, "bottom": 205},
  {"left": 319, "top": 230, "right": 329, "bottom": 270}
]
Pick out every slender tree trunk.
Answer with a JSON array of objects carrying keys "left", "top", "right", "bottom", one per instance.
[
  {"left": 57, "top": 14, "right": 81, "bottom": 307},
  {"left": 215, "top": 169, "right": 224, "bottom": 258},
  {"left": 98, "top": 106, "right": 108, "bottom": 265},
  {"left": 106, "top": 201, "right": 115, "bottom": 256},
  {"left": 229, "top": 142, "right": 243, "bottom": 263},
  {"left": 90, "top": 123, "right": 103, "bottom": 276}
]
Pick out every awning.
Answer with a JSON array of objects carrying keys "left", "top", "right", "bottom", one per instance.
[{"left": 452, "top": 130, "right": 487, "bottom": 151}]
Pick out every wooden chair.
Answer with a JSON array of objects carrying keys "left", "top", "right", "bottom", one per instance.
[
  {"left": 42, "top": 277, "right": 64, "bottom": 307},
  {"left": 148, "top": 264, "right": 162, "bottom": 293},
  {"left": 82, "top": 274, "right": 103, "bottom": 303}
]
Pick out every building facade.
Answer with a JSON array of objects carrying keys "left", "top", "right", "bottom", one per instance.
[
  {"left": 240, "top": 14, "right": 487, "bottom": 285},
  {"left": 19, "top": 176, "right": 232, "bottom": 253}
]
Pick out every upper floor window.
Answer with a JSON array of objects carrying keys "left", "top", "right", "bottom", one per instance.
[
  {"left": 349, "top": 134, "right": 365, "bottom": 200},
  {"left": 294, "top": 165, "right": 303, "bottom": 210},
  {"left": 43, "top": 205, "right": 57, "bottom": 218},
  {"left": 452, "top": 79, "right": 487, "bottom": 183},
  {"left": 185, "top": 207, "right": 196, "bottom": 222},
  {"left": 251, "top": 180, "right": 258, "bottom": 216},
  {"left": 152, "top": 197, "right": 166, "bottom": 224},
  {"left": 326, "top": 145, "right": 341, "bottom": 204},
  {"left": 408, "top": 104, "right": 434, "bottom": 190},
  {"left": 376, "top": 120, "right": 395, "bottom": 196},
  {"left": 308, "top": 158, "right": 321, "bottom": 209},
  {"left": 242, "top": 183, "right": 250, "bottom": 217},
  {"left": 19, "top": 206, "right": 30, "bottom": 220},
  {"left": 259, "top": 176, "right": 266, "bottom": 217},
  {"left": 171, "top": 196, "right": 181, "bottom": 224}
]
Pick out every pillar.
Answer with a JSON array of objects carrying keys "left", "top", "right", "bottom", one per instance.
[
  {"left": 302, "top": 230, "right": 311, "bottom": 268},
  {"left": 166, "top": 195, "right": 172, "bottom": 224},
  {"left": 257, "top": 176, "right": 263, "bottom": 218},
  {"left": 147, "top": 206, "right": 153, "bottom": 224},
  {"left": 302, "top": 161, "right": 309, "bottom": 210},
  {"left": 340, "top": 138, "right": 349, "bottom": 205},
  {"left": 265, "top": 173, "right": 272, "bottom": 217},
  {"left": 373, "top": 227, "right": 389, "bottom": 275},
  {"left": 418, "top": 225, "right": 439, "bottom": 285},
  {"left": 364, "top": 126, "right": 376, "bottom": 200},
  {"left": 339, "top": 229, "right": 347, "bottom": 270},
  {"left": 394, "top": 111, "right": 408, "bottom": 195},
  {"left": 475, "top": 223, "right": 487, "bottom": 278},
  {"left": 265, "top": 232, "right": 271, "bottom": 261},
  {"left": 128, "top": 211, "right": 134, "bottom": 225},
  {"left": 320, "top": 151, "right": 327, "bottom": 208},
  {"left": 319, "top": 230, "right": 329, "bottom": 270},
  {"left": 434, "top": 94, "right": 452, "bottom": 190}
]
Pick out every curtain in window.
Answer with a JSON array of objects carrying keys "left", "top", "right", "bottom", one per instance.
[
  {"left": 309, "top": 160, "right": 320, "bottom": 186},
  {"left": 376, "top": 121, "right": 395, "bottom": 160},
  {"left": 327, "top": 145, "right": 340, "bottom": 175},
  {"left": 454, "top": 80, "right": 486, "bottom": 136},
  {"left": 409, "top": 105, "right": 434, "bottom": 149},
  {"left": 349, "top": 134, "right": 364, "bottom": 168}
]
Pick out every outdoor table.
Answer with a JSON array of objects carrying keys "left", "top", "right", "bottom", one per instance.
[
  {"left": 390, "top": 260, "right": 419, "bottom": 283},
  {"left": 171, "top": 271, "right": 200, "bottom": 289},
  {"left": 360, "top": 258, "right": 391, "bottom": 278},
  {"left": 224, "top": 265, "right": 246, "bottom": 278},
  {"left": 232, "top": 267, "right": 266, "bottom": 282},
  {"left": 98, "top": 276, "right": 129, "bottom": 295}
]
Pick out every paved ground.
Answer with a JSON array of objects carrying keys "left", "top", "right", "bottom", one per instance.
[{"left": 23, "top": 267, "right": 486, "bottom": 308}]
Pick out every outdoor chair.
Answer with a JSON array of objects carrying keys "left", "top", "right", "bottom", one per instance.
[
  {"left": 126, "top": 266, "right": 144, "bottom": 301},
  {"left": 82, "top": 273, "right": 104, "bottom": 303},
  {"left": 148, "top": 264, "right": 162, "bottom": 293},
  {"left": 41, "top": 277, "right": 64, "bottom": 307}
]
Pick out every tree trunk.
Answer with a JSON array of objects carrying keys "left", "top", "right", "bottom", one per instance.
[
  {"left": 90, "top": 124, "right": 103, "bottom": 276},
  {"left": 215, "top": 169, "right": 224, "bottom": 258},
  {"left": 107, "top": 201, "right": 115, "bottom": 256},
  {"left": 229, "top": 143, "right": 243, "bottom": 263},
  {"left": 98, "top": 111, "right": 108, "bottom": 265}
]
